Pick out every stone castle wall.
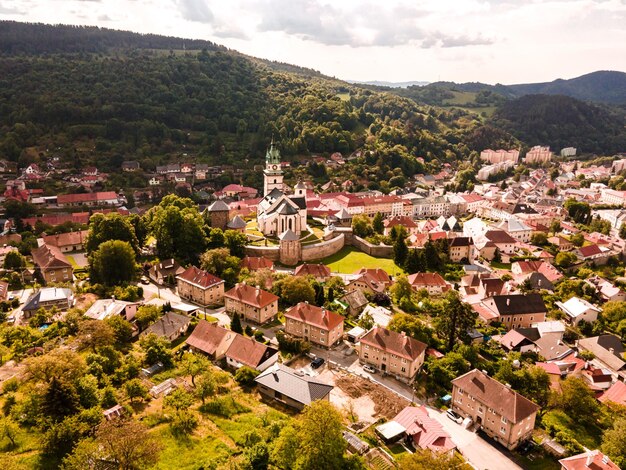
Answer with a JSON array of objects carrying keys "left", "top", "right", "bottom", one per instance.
[
  {"left": 302, "top": 233, "right": 345, "bottom": 261},
  {"left": 244, "top": 245, "right": 280, "bottom": 261},
  {"left": 345, "top": 233, "right": 393, "bottom": 258}
]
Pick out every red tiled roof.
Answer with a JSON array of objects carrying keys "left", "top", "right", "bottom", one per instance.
[
  {"left": 535, "top": 362, "right": 562, "bottom": 375},
  {"left": 226, "top": 335, "right": 276, "bottom": 369},
  {"left": 284, "top": 302, "right": 343, "bottom": 332},
  {"left": 294, "top": 263, "right": 331, "bottom": 278},
  {"left": 57, "top": 191, "right": 118, "bottom": 204},
  {"left": 392, "top": 406, "right": 455, "bottom": 454},
  {"left": 177, "top": 266, "right": 224, "bottom": 289},
  {"left": 355, "top": 268, "right": 392, "bottom": 286},
  {"left": 578, "top": 244, "right": 602, "bottom": 257},
  {"left": 598, "top": 380, "right": 626, "bottom": 406},
  {"left": 224, "top": 283, "right": 278, "bottom": 308},
  {"left": 185, "top": 320, "right": 232, "bottom": 355},
  {"left": 241, "top": 256, "right": 274, "bottom": 271},
  {"left": 31, "top": 243, "right": 72, "bottom": 270},
  {"left": 407, "top": 272, "right": 448, "bottom": 288},
  {"left": 42, "top": 230, "right": 88, "bottom": 248},
  {"left": 360, "top": 327, "right": 426, "bottom": 361},
  {"left": 559, "top": 450, "right": 620, "bottom": 470}
]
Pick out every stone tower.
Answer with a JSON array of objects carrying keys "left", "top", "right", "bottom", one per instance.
[
  {"left": 205, "top": 200, "right": 230, "bottom": 230},
  {"left": 263, "top": 139, "right": 283, "bottom": 196},
  {"left": 279, "top": 229, "right": 301, "bottom": 266}
]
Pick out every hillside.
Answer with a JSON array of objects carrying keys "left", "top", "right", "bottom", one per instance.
[
  {"left": 490, "top": 94, "right": 626, "bottom": 155},
  {"left": 0, "top": 20, "right": 506, "bottom": 185}
]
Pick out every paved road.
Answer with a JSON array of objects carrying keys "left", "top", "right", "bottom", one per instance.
[
  {"left": 7, "top": 288, "right": 34, "bottom": 325},
  {"left": 312, "top": 343, "right": 522, "bottom": 470}
]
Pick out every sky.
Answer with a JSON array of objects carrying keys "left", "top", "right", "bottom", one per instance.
[{"left": 1, "top": 0, "right": 625, "bottom": 84}]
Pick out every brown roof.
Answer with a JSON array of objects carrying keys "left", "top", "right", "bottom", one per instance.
[
  {"left": 407, "top": 272, "right": 448, "bottom": 288},
  {"left": 177, "top": 266, "right": 224, "bottom": 289},
  {"left": 360, "top": 327, "right": 426, "bottom": 361},
  {"left": 284, "top": 302, "right": 344, "bottom": 332},
  {"left": 383, "top": 215, "right": 417, "bottom": 229},
  {"left": 294, "top": 263, "right": 331, "bottom": 279},
  {"left": 43, "top": 230, "right": 88, "bottom": 248},
  {"left": 0, "top": 280, "right": 8, "bottom": 300},
  {"left": 485, "top": 230, "right": 517, "bottom": 244},
  {"left": 57, "top": 191, "right": 118, "bottom": 204},
  {"left": 578, "top": 244, "right": 603, "bottom": 257},
  {"left": 185, "top": 320, "right": 233, "bottom": 355},
  {"left": 241, "top": 256, "right": 274, "bottom": 271},
  {"left": 451, "top": 369, "right": 540, "bottom": 423},
  {"left": 224, "top": 283, "right": 278, "bottom": 308},
  {"left": 355, "top": 268, "right": 392, "bottom": 285},
  {"left": 31, "top": 243, "right": 72, "bottom": 270},
  {"left": 226, "top": 335, "right": 277, "bottom": 369}
]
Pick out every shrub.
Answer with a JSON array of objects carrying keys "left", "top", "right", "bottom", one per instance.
[
  {"left": 200, "top": 396, "right": 250, "bottom": 418},
  {"left": 234, "top": 366, "right": 260, "bottom": 387},
  {"left": 276, "top": 331, "right": 311, "bottom": 354}
]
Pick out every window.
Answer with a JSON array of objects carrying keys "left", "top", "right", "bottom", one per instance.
[
  {"left": 456, "top": 398, "right": 463, "bottom": 404},
  {"left": 401, "top": 367, "right": 406, "bottom": 373},
  {"left": 500, "top": 426, "right": 506, "bottom": 435},
  {"left": 364, "top": 353, "right": 368, "bottom": 359},
  {"left": 501, "top": 417, "right": 508, "bottom": 424}
]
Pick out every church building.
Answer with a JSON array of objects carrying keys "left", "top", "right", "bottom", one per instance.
[{"left": 257, "top": 142, "right": 307, "bottom": 237}]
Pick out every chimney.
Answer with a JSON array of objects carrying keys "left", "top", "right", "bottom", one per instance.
[
  {"left": 505, "top": 383, "right": 512, "bottom": 389},
  {"left": 506, "top": 298, "right": 510, "bottom": 306},
  {"left": 609, "top": 347, "right": 615, "bottom": 355}
]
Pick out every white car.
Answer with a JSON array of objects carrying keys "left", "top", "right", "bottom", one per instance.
[
  {"left": 363, "top": 364, "right": 377, "bottom": 374},
  {"left": 446, "top": 409, "right": 463, "bottom": 424}
]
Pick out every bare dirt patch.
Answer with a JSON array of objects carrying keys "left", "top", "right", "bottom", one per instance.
[
  {"left": 0, "top": 360, "right": 26, "bottom": 384},
  {"left": 323, "top": 370, "right": 409, "bottom": 420},
  {"left": 74, "top": 293, "right": 98, "bottom": 310}
]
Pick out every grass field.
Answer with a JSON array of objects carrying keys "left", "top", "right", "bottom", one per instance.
[
  {"left": 542, "top": 410, "right": 603, "bottom": 450},
  {"left": 317, "top": 246, "right": 403, "bottom": 275}
]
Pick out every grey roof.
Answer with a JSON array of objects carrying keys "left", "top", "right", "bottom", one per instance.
[
  {"left": 279, "top": 229, "right": 299, "bottom": 241},
  {"left": 23, "top": 288, "right": 72, "bottom": 311},
  {"left": 489, "top": 294, "right": 547, "bottom": 315},
  {"left": 290, "top": 196, "right": 307, "bottom": 210},
  {"left": 206, "top": 200, "right": 230, "bottom": 212},
  {"left": 334, "top": 208, "right": 352, "bottom": 220},
  {"left": 578, "top": 335, "right": 626, "bottom": 372},
  {"left": 255, "top": 364, "right": 333, "bottom": 406},
  {"left": 142, "top": 312, "right": 190, "bottom": 338},
  {"left": 277, "top": 202, "right": 298, "bottom": 215},
  {"left": 295, "top": 181, "right": 306, "bottom": 189},
  {"left": 227, "top": 215, "right": 247, "bottom": 229},
  {"left": 526, "top": 272, "right": 554, "bottom": 291}
]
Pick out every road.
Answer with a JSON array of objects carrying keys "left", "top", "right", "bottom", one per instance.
[
  {"left": 312, "top": 344, "right": 522, "bottom": 470},
  {"left": 8, "top": 288, "right": 34, "bottom": 325}
]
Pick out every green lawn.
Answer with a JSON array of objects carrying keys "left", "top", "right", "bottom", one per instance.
[
  {"left": 316, "top": 246, "right": 403, "bottom": 275},
  {"left": 152, "top": 425, "right": 232, "bottom": 469},
  {"left": 542, "top": 410, "right": 603, "bottom": 449}
]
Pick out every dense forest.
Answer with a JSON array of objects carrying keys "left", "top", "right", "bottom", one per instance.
[{"left": 490, "top": 94, "right": 626, "bottom": 155}]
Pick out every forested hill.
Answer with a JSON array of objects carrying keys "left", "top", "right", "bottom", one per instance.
[
  {"left": 0, "top": 21, "right": 504, "bottom": 181},
  {"left": 490, "top": 94, "right": 626, "bottom": 155},
  {"left": 0, "top": 21, "right": 226, "bottom": 54}
]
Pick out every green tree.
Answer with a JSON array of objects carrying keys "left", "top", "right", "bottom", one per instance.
[
  {"left": 139, "top": 333, "right": 172, "bottom": 367},
  {"left": 3, "top": 251, "right": 26, "bottom": 270},
  {"left": 530, "top": 233, "right": 548, "bottom": 246},
  {"left": 134, "top": 305, "right": 161, "bottom": 332},
  {"left": 398, "top": 448, "right": 459, "bottom": 469},
  {"left": 200, "top": 247, "right": 241, "bottom": 286},
  {"left": 351, "top": 214, "right": 372, "bottom": 238},
  {"left": 620, "top": 223, "right": 626, "bottom": 240},
  {"left": 393, "top": 234, "right": 409, "bottom": 268},
  {"left": 95, "top": 418, "right": 161, "bottom": 470},
  {"left": 388, "top": 313, "right": 435, "bottom": 346},
  {"left": 275, "top": 276, "right": 316, "bottom": 306},
  {"left": 601, "top": 417, "right": 626, "bottom": 468},
  {"left": 179, "top": 352, "right": 209, "bottom": 386},
  {"left": 77, "top": 320, "right": 115, "bottom": 352},
  {"left": 195, "top": 371, "right": 216, "bottom": 404},
  {"left": 0, "top": 417, "right": 19, "bottom": 449},
  {"left": 42, "top": 377, "right": 80, "bottom": 421},
  {"left": 552, "top": 376, "right": 599, "bottom": 425},
  {"left": 555, "top": 251, "right": 577, "bottom": 268},
  {"left": 424, "top": 241, "right": 442, "bottom": 271},
  {"left": 105, "top": 315, "right": 134, "bottom": 345},
  {"left": 231, "top": 312, "right": 243, "bottom": 334},
  {"left": 436, "top": 291, "right": 477, "bottom": 351},
  {"left": 372, "top": 212, "right": 384, "bottom": 234},
  {"left": 224, "top": 229, "right": 248, "bottom": 257},
  {"left": 125, "top": 378, "right": 149, "bottom": 403},
  {"left": 405, "top": 249, "right": 425, "bottom": 274},
  {"left": 88, "top": 240, "right": 137, "bottom": 286},
  {"left": 570, "top": 233, "right": 584, "bottom": 247},
  {"left": 390, "top": 274, "right": 413, "bottom": 304},
  {"left": 564, "top": 198, "right": 591, "bottom": 224},
  {"left": 86, "top": 212, "right": 139, "bottom": 254},
  {"left": 234, "top": 366, "right": 260, "bottom": 386},
  {"left": 164, "top": 389, "right": 194, "bottom": 412}
]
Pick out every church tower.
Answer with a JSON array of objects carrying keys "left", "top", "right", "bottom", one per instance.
[{"left": 263, "top": 139, "right": 283, "bottom": 196}]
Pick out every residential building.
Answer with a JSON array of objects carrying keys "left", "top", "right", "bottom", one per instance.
[
  {"left": 559, "top": 450, "right": 619, "bottom": 470},
  {"left": 31, "top": 244, "right": 73, "bottom": 284},
  {"left": 21, "top": 287, "right": 74, "bottom": 318},
  {"left": 176, "top": 266, "right": 225, "bottom": 307},
  {"left": 577, "top": 334, "right": 626, "bottom": 379},
  {"left": 255, "top": 364, "right": 333, "bottom": 411},
  {"left": 493, "top": 218, "right": 532, "bottom": 243},
  {"left": 585, "top": 276, "right": 626, "bottom": 302},
  {"left": 480, "top": 149, "right": 520, "bottom": 164},
  {"left": 185, "top": 320, "right": 236, "bottom": 359},
  {"left": 56, "top": 191, "right": 119, "bottom": 208},
  {"left": 0, "top": 245, "right": 18, "bottom": 266},
  {"left": 556, "top": 297, "right": 602, "bottom": 325},
  {"left": 148, "top": 258, "right": 185, "bottom": 285},
  {"left": 560, "top": 147, "right": 577, "bottom": 158},
  {"left": 84, "top": 298, "right": 138, "bottom": 321},
  {"left": 224, "top": 283, "right": 279, "bottom": 324},
  {"left": 241, "top": 256, "right": 274, "bottom": 271},
  {"left": 42, "top": 230, "right": 89, "bottom": 252},
  {"left": 600, "top": 188, "right": 626, "bottom": 206},
  {"left": 225, "top": 335, "right": 279, "bottom": 372},
  {"left": 284, "top": 302, "right": 344, "bottom": 348},
  {"left": 451, "top": 369, "right": 539, "bottom": 450},
  {"left": 294, "top": 263, "right": 331, "bottom": 281},
  {"left": 142, "top": 312, "right": 191, "bottom": 341},
  {"left": 346, "top": 271, "right": 386, "bottom": 295},
  {"left": 354, "top": 268, "right": 392, "bottom": 288},
  {"left": 407, "top": 272, "right": 450, "bottom": 295},
  {"left": 383, "top": 215, "right": 418, "bottom": 236},
  {"left": 524, "top": 146, "right": 553, "bottom": 164},
  {"left": 358, "top": 327, "right": 426, "bottom": 382},
  {"left": 576, "top": 244, "right": 614, "bottom": 266},
  {"left": 477, "top": 294, "right": 547, "bottom": 329},
  {"left": 477, "top": 161, "right": 514, "bottom": 181},
  {"left": 448, "top": 236, "right": 476, "bottom": 262}
]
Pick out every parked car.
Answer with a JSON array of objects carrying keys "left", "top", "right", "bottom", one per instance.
[
  {"left": 311, "top": 357, "right": 325, "bottom": 369},
  {"left": 446, "top": 409, "right": 463, "bottom": 424},
  {"left": 517, "top": 440, "right": 536, "bottom": 455},
  {"left": 140, "top": 276, "right": 150, "bottom": 285},
  {"left": 363, "top": 364, "right": 377, "bottom": 373}
]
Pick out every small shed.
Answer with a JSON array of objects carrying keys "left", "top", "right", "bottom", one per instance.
[
  {"left": 103, "top": 404, "right": 124, "bottom": 421},
  {"left": 346, "top": 326, "right": 366, "bottom": 343},
  {"left": 375, "top": 421, "right": 406, "bottom": 443},
  {"left": 342, "top": 431, "right": 369, "bottom": 455},
  {"left": 150, "top": 378, "right": 177, "bottom": 398}
]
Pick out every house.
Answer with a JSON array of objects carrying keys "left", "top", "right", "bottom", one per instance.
[
  {"left": 340, "top": 289, "right": 369, "bottom": 316},
  {"left": 407, "top": 272, "right": 450, "bottom": 295},
  {"left": 185, "top": 320, "right": 236, "bottom": 359},
  {"left": 0, "top": 281, "right": 8, "bottom": 302},
  {"left": 56, "top": 191, "right": 119, "bottom": 208},
  {"left": 556, "top": 297, "right": 602, "bottom": 325},
  {"left": 31, "top": 244, "right": 73, "bottom": 284},
  {"left": 241, "top": 256, "right": 274, "bottom": 271},
  {"left": 84, "top": 298, "right": 138, "bottom": 321},
  {"left": 511, "top": 260, "right": 563, "bottom": 284},
  {"left": 142, "top": 312, "right": 191, "bottom": 341},
  {"left": 224, "top": 283, "right": 279, "bottom": 324},
  {"left": 383, "top": 215, "right": 419, "bottom": 236},
  {"left": 448, "top": 237, "right": 476, "bottom": 263},
  {"left": 284, "top": 302, "right": 344, "bottom": 348},
  {"left": 21, "top": 287, "right": 74, "bottom": 318},
  {"left": 576, "top": 244, "right": 613, "bottom": 266},
  {"left": 254, "top": 363, "right": 333, "bottom": 411},
  {"left": 358, "top": 327, "right": 426, "bottom": 383},
  {"left": 577, "top": 335, "right": 626, "bottom": 379},
  {"left": 176, "top": 266, "right": 225, "bottom": 307},
  {"left": 559, "top": 450, "right": 620, "bottom": 470},
  {"left": 148, "top": 258, "right": 185, "bottom": 285},
  {"left": 599, "top": 380, "right": 626, "bottom": 407},
  {"left": 346, "top": 271, "right": 387, "bottom": 295},
  {"left": 483, "top": 230, "right": 518, "bottom": 255},
  {"left": 585, "top": 276, "right": 626, "bottom": 302},
  {"left": 493, "top": 217, "right": 532, "bottom": 243},
  {"left": 354, "top": 268, "right": 393, "bottom": 288},
  {"left": 495, "top": 326, "right": 571, "bottom": 360},
  {"left": 294, "top": 263, "right": 331, "bottom": 281},
  {"left": 451, "top": 369, "right": 539, "bottom": 450},
  {"left": 478, "top": 294, "right": 547, "bottom": 329},
  {"left": 225, "top": 334, "right": 279, "bottom": 372},
  {"left": 121, "top": 161, "right": 141, "bottom": 172},
  {"left": 42, "top": 230, "right": 89, "bottom": 252},
  {"left": 375, "top": 406, "right": 455, "bottom": 455}
]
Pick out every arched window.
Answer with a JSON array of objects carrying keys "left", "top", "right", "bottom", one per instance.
[{"left": 289, "top": 218, "right": 293, "bottom": 231}]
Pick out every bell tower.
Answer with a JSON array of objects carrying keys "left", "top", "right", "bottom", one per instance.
[{"left": 263, "top": 138, "right": 284, "bottom": 196}]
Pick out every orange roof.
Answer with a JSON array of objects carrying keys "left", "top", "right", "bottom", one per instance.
[
  {"left": 294, "top": 263, "right": 331, "bottom": 279},
  {"left": 360, "top": 327, "right": 426, "bottom": 361},
  {"left": 241, "top": 256, "right": 274, "bottom": 271},
  {"left": 355, "top": 268, "right": 392, "bottom": 285},
  {"left": 407, "top": 272, "right": 448, "bottom": 288},
  {"left": 599, "top": 380, "right": 626, "bottom": 406},
  {"left": 177, "top": 266, "right": 223, "bottom": 289},
  {"left": 43, "top": 230, "right": 88, "bottom": 248},
  {"left": 185, "top": 320, "right": 232, "bottom": 355},
  {"left": 57, "top": 191, "right": 118, "bottom": 204},
  {"left": 284, "top": 302, "right": 343, "bottom": 332},
  {"left": 559, "top": 450, "right": 620, "bottom": 470},
  {"left": 224, "top": 283, "right": 278, "bottom": 308},
  {"left": 31, "top": 243, "right": 72, "bottom": 270}
]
